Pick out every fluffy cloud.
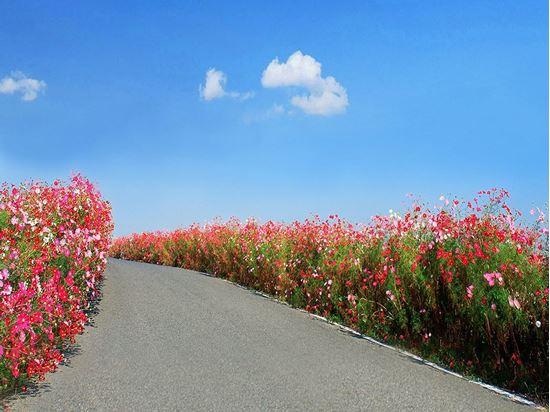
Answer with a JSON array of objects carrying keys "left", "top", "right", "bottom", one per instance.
[
  {"left": 199, "top": 69, "right": 226, "bottom": 101},
  {"left": 0, "top": 71, "right": 46, "bottom": 101},
  {"left": 199, "top": 68, "right": 253, "bottom": 101},
  {"left": 261, "top": 51, "right": 348, "bottom": 116}
]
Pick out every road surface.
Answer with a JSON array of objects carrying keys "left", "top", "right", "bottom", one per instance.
[{"left": 5, "top": 259, "right": 536, "bottom": 411}]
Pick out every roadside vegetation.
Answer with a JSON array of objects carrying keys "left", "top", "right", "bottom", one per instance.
[
  {"left": 0, "top": 176, "right": 113, "bottom": 393},
  {"left": 111, "top": 189, "right": 548, "bottom": 401}
]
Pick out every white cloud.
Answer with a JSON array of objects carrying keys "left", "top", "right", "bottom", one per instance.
[
  {"left": 199, "top": 69, "right": 226, "bottom": 101},
  {"left": 230, "top": 90, "right": 255, "bottom": 101},
  {"left": 262, "top": 51, "right": 322, "bottom": 89},
  {"left": 0, "top": 71, "right": 46, "bottom": 101},
  {"left": 290, "top": 76, "right": 347, "bottom": 116},
  {"left": 261, "top": 51, "right": 348, "bottom": 116},
  {"left": 199, "top": 68, "right": 254, "bottom": 101}
]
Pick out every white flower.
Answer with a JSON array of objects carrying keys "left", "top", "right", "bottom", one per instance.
[{"left": 536, "top": 320, "right": 541, "bottom": 328}]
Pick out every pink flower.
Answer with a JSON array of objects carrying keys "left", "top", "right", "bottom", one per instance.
[
  {"left": 508, "top": 295, "right": 521, "bottom": 309},
  {"left": 0, "top": 268, "right": 8, "bottom": 280},
  {"left": 483, "top": 272, "right": 504, "bottom": 287},
  {"left": 466, "top": 285, "right": 474, "bottom": 299},
  {"left": 484, "top": 273, "right": 495, "bottom": 286},
  {"left": 2, "top": 284, "right": 12, "bottom": 296},
  {"left": 14, "top": 313, "right": 30, "bottom": 332}
]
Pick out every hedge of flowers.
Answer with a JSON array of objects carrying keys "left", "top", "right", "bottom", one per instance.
[
  {"left": 111, "top": 189, "right": 548, "bottom": 401},
  {"left": 0, "top": 176, "right": 113, "bottom": 391}
]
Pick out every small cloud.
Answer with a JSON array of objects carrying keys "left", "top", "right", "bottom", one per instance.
[
  {"left": 228, "top": 90, "right": 255, "bottom": 101},
  {"left": 261, "top": 51, "right": 348, "bottom": 116},
  {"left": 199, "top": 68, "right": 226, "bottom": 101},
  {"left": 0, "top": 71, "right": 46, "bottom": 101},
  {"left": 199, "top": 68, "right": 254, "bottom": 101},
  {"left": 242, "top": 103, "right": 286, "bottom": 124}
]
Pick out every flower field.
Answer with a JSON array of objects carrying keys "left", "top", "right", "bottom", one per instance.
[
  {"left": 0, "top": 176, "right": 113, "bottom": 391},
  {"left": 111, "top": 189, "right": 548, "bottom": 401}
]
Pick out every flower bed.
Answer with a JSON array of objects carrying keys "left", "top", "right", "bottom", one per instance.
[
  {"left": 111, "top": 189, "right": 548, "bottom": 401},
  {"left": 0, "top": 176, "right": 113, "bottom": 391}
]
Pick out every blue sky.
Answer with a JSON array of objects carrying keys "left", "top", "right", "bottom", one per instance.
[{"left": 0, "top": 1, "right": 547, "bottom": 235}]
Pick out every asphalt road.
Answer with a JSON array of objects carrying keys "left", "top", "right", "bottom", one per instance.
[{"left": 5, "top": 259, "right": 536, "bottom": 411}]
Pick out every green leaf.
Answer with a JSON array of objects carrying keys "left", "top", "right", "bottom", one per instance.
[{"left": 0, "top": 210, "right": 9, "bottom": 229}]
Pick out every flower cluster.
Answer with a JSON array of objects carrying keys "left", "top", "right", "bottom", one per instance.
[
  {"left": 110, "top": 189, "right": 548, "bottom": 401},
  {"left": 0, "top": 176, "right": 113, "bottom": 390}
]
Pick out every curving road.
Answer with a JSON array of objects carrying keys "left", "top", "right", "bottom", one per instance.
[{"left": 5, "top": 259, "right": 536, "bottom": 411}]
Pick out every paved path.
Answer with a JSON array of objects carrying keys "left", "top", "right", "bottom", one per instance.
[{"left": 5, "top": 259, "right": 535, "bottom": 411}]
